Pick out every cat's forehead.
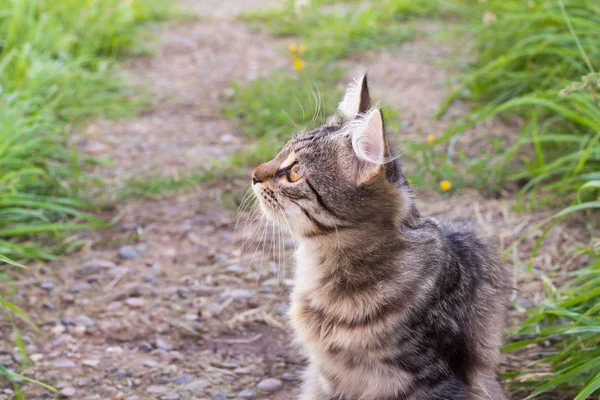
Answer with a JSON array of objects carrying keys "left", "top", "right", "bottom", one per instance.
[{"left": 287, "top": 124, "right": 343, "bottom": 153}]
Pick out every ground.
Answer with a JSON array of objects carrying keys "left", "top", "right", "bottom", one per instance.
[{"left": 0, "top": 1, "right": 590, "bottom": 399}]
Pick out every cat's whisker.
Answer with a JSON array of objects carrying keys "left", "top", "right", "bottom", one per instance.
[
  {"left": 310, "top": 84, "right": 322, "bottom": 125},
  {"left": 253, "top": 215, "right": 273, "bottom": 292},
  {"left": 234, "top": 186, "right": 255, "bottom": 233},
  {"left": 231, "top": 204, "right": 267, "bottom": 291},
  {"left": 241, "top": 208, "right": 269, "bottom": 284}
]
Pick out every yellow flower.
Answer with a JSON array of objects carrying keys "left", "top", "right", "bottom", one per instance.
[
  {"left": 440, "top": 180, "right": 452, "bottom": 192},
  {"left": 289, "top": 43, "right": 299, "bottom": 53},
  {"left": 293, "top": 57, "right": 306, "bottom": 71},
  {"left": 427, "top": 134, "right": 435, "bottom": 143}
]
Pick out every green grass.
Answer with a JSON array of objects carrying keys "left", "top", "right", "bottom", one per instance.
[
  {"left": 505, "top": 241, "right": 600, "bottom": 399},
  {"left": 434, "top": 0, "right": 600, "bottom": 209},
  {"left": 0, "top": 0, "right": 174, "bottom": 392}
]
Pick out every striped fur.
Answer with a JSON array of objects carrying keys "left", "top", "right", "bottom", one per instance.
[{"left": 251, "top": 76, "right": 509, "bottom": 400}]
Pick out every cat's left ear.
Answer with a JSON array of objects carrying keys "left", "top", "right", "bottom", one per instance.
[
  {"left": 338, "top": 74, "right": 371, "bottom": 120},
  {"left": 352, "top": 108, "right": 388, "bottom": 184}
]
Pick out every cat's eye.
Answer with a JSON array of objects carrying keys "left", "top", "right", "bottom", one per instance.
[{"left": 288, "top": 163, "right": 304, "bottom": 182}]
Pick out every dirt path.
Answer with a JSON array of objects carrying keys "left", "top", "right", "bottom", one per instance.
[{"left": 0, "top": 2, "right": 589, "bottom": 400}]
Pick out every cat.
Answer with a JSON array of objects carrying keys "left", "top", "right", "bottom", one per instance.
[{"left": 251, "top": 75, "right": 509, "bottom": 400}]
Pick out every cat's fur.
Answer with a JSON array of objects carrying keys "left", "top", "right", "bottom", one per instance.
[{"left": 251, "top": 75, "right": 509, "bottom": 400}]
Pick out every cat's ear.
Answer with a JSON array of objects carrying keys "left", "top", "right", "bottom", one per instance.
[
  {"left": 338, "top": 74, "right": 371, "bottom": 120},
  {"left": 352, "top": 108, "right": 387, "bottom": 184}
]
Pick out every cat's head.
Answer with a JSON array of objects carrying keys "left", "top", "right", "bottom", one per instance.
[{"left": 252, "top": 75, "right": 413, "bottom": 239}]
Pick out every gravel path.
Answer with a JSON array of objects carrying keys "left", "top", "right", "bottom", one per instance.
[{"left": 0, "top": 1, "right": 589, "bottom": 399}]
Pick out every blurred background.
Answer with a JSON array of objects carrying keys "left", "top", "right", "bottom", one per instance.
[{"left": 0, "top": 0, "right": 598, "bottom": 398}]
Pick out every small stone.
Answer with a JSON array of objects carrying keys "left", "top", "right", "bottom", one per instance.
[
  {"left": 163, "top": 395, "right": 180, "bottom": 400},
  {"left": 51, "top": 325, "right": 65, "bottom": 335},
  {"left": 40, "top": 281, "right": 55, "bottom": 291},
  {"left": 106, "top": 346, "right": 123, "bottom": 355},
  {"left": 73, "top": 325, "right": 86, "bottom": 337},
  {"left": 62, "top": 317, "right": 76, "bottom": 326},
  {"left": 155, "top": 337, "right": 173, "bottom": 351},
  {"left": 229, "top": 289, "right": 253, "bottom": 300},
  {"left": 225, "top": 265, "right": 245, "bottom": 274},
  {"left": 125, "top": 396, "right": 139, "bottom": 400},
  {"left": 212, "top": 393, "right": 226, "bottom": 400},
  {"left": 118, "top": 246, "right": 138, "bottom": 260},
  {"left": 257, "top": 378, "right": 283, "bottom": 393},
  {"left": 517, "top": 298, "right": 535, "bottom": 309},
  {"left": 173, "top": 374, "right": 192, "bottom": 384},
  {"left": 30, "top": 353, "right": 44, "bottom": 362},
  {"left": 143, "top": 273, "right": 155, "bottom": 283},
  {"left": 144, "top": 359, "right": 158, "bottom": 367},
  {"left": 53, "top": 359, "right": 76, "bottom": 369},
  {"left": 78, "top": 259, "right": 116, "bottom": 277},
  {"left": 59, "top": 387, "right": 76, "bottom": 397},
  {"left": 233, "top": 367, "right": 250, "bottom": 375},
  {"left": 184, "top": 380, "right": 210, "bottom": 392},
  {"left": 146, "top": 385, "right": 169, "bottom": 394},
  {"left": 75, "top": 315, "right": 94, "bottom": 327},
  {"left": 76, "top": 378, "right": 90, "bottom": 386},
  {"left": 237, "top": 389, "right": 254, "bottom": 399},
  {"left": 125, "top": 297, "right": 145, "bottom": 308},
  {"left": 68, "top": 282, "right": 91, "bottom": 293},
  {"left": 138, "top": 341, "right": 153, "bottom": 352},
  {"left": 281, "top": 372, "right": 295, "bottom": 381},
  {"left": 43, "top": 301, "right": 54, "bottom": 310},
  {"left": 83, "top": 359, "right": 100, "bottom": 368},
  {"left": 115, "top": 393, "right": 125, "bottom": 400},
  {"left": 61, "top": 293, "right": 75, "bottom": 303}
]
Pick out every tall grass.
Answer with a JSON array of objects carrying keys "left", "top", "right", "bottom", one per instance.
[
  {"left": 437, "top": 0, "right": 600, "bottom": 209},
  {"left": 0, "top": 0, "right": 173, "bottom": 392},
  {"left": 0, "top": 0, "right": 172, "bottom": 259}
]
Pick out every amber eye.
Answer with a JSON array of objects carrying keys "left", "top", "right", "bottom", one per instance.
[{"left": 288, "top": 163, "right": 304, "bottom": 182}]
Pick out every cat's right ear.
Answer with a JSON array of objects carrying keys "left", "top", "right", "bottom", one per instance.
[{"left": 338, "top": 74, "right": 371, "bottom": 121}]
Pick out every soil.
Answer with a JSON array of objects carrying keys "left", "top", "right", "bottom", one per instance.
[{"left": 0, "top": 1, "right": 590, "bottom": 400}]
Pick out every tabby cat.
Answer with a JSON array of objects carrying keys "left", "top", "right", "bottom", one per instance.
[{"left": 251, "top": 75, "right": 509, "bottom": 400}]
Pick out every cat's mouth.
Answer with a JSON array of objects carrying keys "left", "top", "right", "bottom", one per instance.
[{"left": 253, "top": 184, "right": 282, "bottom": 221}]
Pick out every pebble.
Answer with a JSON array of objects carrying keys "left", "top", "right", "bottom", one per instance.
[
  {"left": 125, "top": 396, "right": 139, "bottom": 400},
  {"left": 59, "top": 387, "right": 76, "bottom": 397},
  {"left": 73, "top": 326, "right": 86, "bottom": 337},
  {"left": 52, "top": 359, "right": 76, "bottom": 369},
  {"left": 237, "top": 389, "right": 254, "bottom": 399},
  {"left": 68, "top": 282, "right": 92, "bottom": 293},
  {"left": 82, "top": 359, "right": 100, "bottom": 368},
  {"left": 43, "top": 301, "right": 54, "bottom": 310},
  {"left": 173, "top": 374, "right": 193, "bottom": 384},
  {"left": 118, "top": 246, "right": 139, "bottom": 259},
  {"left": 257, "top": 378, "right": 283, "bottom": 393},
  {"left": 146, "top": 385, "right": 169, "bottom": 394},
  {"left": 225, "top": 265, "right": 245, "bottom": 274},
  {"left": 281, "top": 372, "right": 295, "bottom": 381},
  {"left": 78, "top": 259, "right": 116, "bottom": 276},
  {"left": 144, "top": 359, "right": 159, "bottom": 367},
  {"left": 75, "top": 315, "right": 94, "bottom": 327},
  {"left": 184, "top": 380, "right": 210, "bottom": 392},
  {"left": 233, "top": 367, "right": 251, "bottom": 375},
  {"left": 125, "top": 297, "right": 145, "bottom": 308},
  {"left": 138, "top": 341, "right": 153, "bottom": 352},
  {"left": 517, "top": 298, "right": 535, "bottom": 309},
  {"left": 163, "top": 395, "right": 180, "bottom": 400},
  {"left": 40, "top": 281, "right": 55, "bottom": 291},
  {"left": 155, "top": 337, "right": 173, "bottom": 351},
  {"left": 213, "top": 393, "right": 227, "bottom": 400},
  {"left": 229, "top": 289, "right": 253, "bottom": 300},
  {"left": 143, "top": 273, "right": 155, "bottom": 283},
  {"left": 30, "top": 353, "right": 44, "bottom": 362}
]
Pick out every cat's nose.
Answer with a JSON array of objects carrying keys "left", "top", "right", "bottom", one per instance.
[
  {"left": 252, "top": 163, "right": 274, "bottom": 185},
  {"left": 252, "top": 167, "right": 265, "bottom": 185}
]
